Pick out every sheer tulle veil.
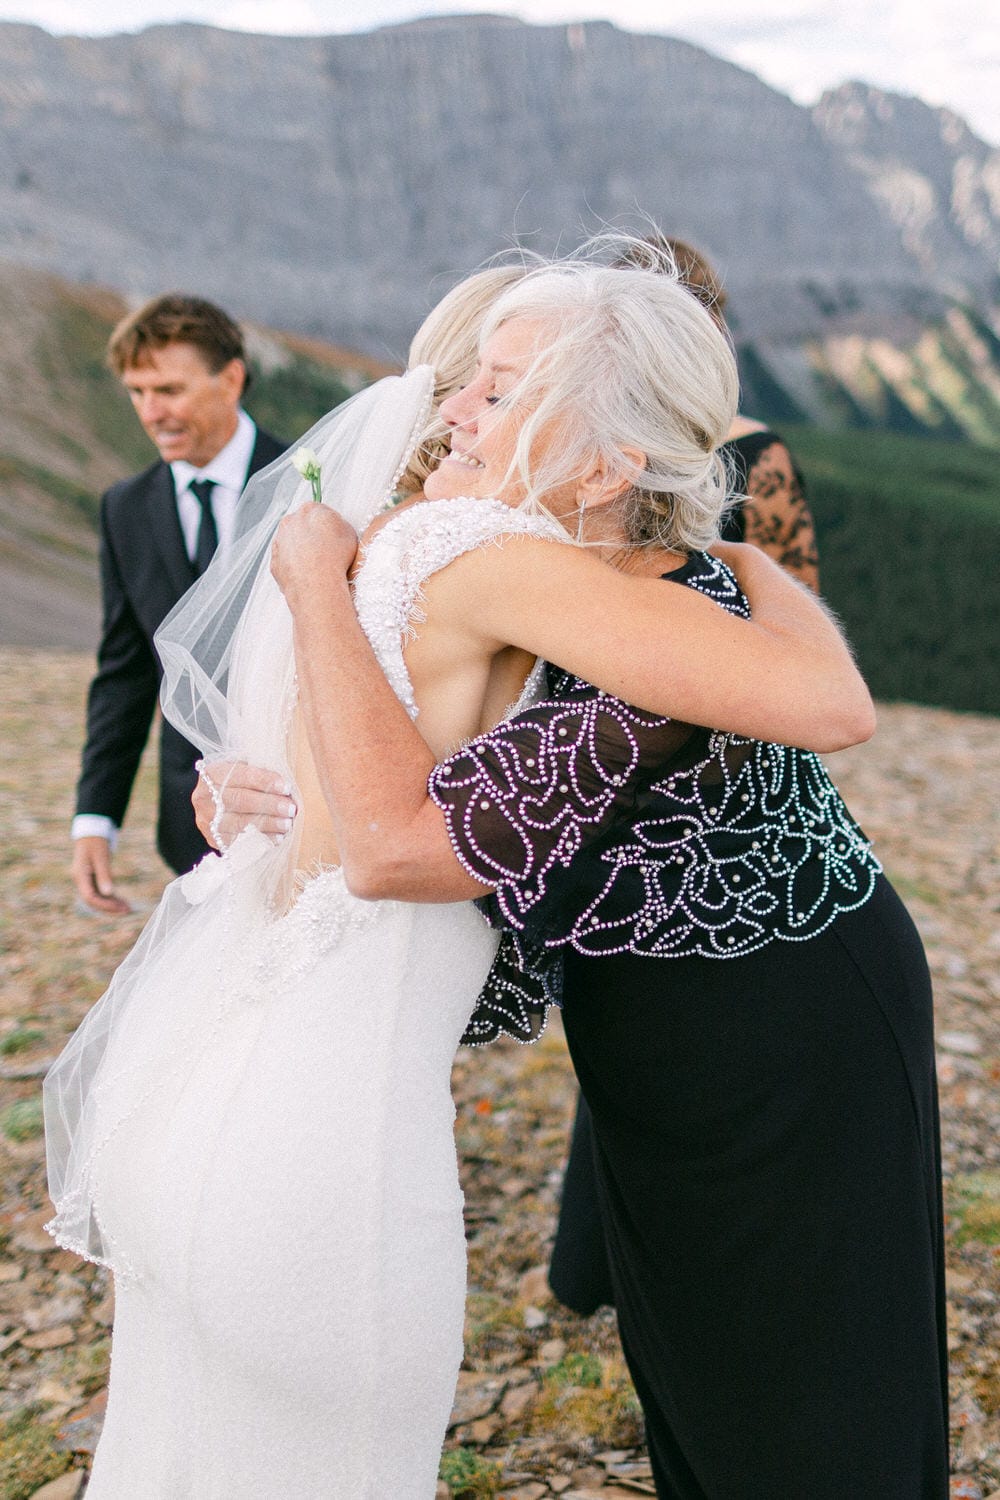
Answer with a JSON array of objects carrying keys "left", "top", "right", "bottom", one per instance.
[
  {"left": 44, "top": 366, "right": 435, "bottom": 1275},
  {"left": 158, "top": 363, "right": 436, "bottom": 771}
]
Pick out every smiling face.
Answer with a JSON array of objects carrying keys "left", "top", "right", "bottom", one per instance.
[
  {"left": 121, "top": 342, "right": 245, "bottom": 468},
  {"left": 423, "top": 316, "right": 570, "bottom": 514}
]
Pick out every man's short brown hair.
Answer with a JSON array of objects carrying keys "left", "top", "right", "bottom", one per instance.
[{"left": 107, "top": 293, "right": 251, "bottom": 390}]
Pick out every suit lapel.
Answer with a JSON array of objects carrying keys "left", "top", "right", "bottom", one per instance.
[
  {"left": 246, "top": 428, "right": 283, "bottom": 482},
  {"left": 229, "top": 429, "right": 285, "bottom": 530},
  {"left": 144, "top": 463, "right": 196, "bottom": 598},
  {"left": 141, "top": 433, "right": 284, "bottom": 597}
]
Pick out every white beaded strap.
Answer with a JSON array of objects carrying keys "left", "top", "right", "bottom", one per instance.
[{"left": 386, "top": 374, "right": 435, "bottom": 501}]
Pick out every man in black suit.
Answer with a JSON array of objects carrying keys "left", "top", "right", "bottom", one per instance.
[{"left": 72, "top": 294, "right": 286, "bottom": 913}]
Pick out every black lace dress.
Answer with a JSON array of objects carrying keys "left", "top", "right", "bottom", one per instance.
[
  {"left": 721, "top": 429, "right": 820, "bottom": 587},
  {"left": 429, "top": 555, "right": 947, "bottom": 1499}
]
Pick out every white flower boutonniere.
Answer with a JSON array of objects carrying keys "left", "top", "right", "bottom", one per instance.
[{"left": 292, "top": 446, "right": 323, "bottom": 504}]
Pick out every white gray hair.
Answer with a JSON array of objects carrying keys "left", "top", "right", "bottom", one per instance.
[{"left": 479, "top": 241, "right": 739, "bottom": 551}]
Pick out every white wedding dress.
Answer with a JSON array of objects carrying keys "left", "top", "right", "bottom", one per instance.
[{"left": 45, "top": 464, "right": 560, "bottom": 1495}]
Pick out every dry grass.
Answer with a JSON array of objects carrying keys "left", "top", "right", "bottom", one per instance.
[{"left": 2, "top": 649, "right": 1000, "bottom": 1493}]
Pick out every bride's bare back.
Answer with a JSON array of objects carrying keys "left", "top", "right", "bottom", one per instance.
[{"left": 291, "top": 497, "right": 540, "bottom": 877}]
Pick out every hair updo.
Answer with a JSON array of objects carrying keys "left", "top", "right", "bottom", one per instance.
[{"left": 480, "top": 239, "right": 739, "bottom": 552}]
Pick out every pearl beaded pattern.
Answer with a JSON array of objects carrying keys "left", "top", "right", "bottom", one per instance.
[{"left": 429, "top": 552, "right": 882, "bottom": 1046}]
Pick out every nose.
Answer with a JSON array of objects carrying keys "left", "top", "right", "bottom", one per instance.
[
  {"left": 136, "top": 393, "right": 165, "bottom": 426},
  {"left": 441, "top": 361, "right": 499, "bottom": 430},
  {"left": 439, "top": 384, "right": 477, "bottom": 431}
]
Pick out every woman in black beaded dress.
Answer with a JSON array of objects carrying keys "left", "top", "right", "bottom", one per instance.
[
  {"left": 200, "top": 252, "right": 947, "bottom": 1498},
  {"left": 551, "top": 235, "right": 825, "bottom": 1319}
]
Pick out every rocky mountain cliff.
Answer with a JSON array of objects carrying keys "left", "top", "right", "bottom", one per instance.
[
  {"left": 0, "top": 15, "right": 998, "bottom": 440},
  {"left": 814, "top": 81, "right": 1000, "bottom": 293}
]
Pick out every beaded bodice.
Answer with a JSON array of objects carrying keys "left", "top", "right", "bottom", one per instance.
[
  {"left": 353, "top": 496, "right": 565, "bottom": 718},
  {"left": 428, "top": 552, "right": 882, "bottom": 1045}
]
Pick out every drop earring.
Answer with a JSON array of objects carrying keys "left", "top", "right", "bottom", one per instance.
[{"left": 575, "top": 503, "right": 587, "bottom": 543}]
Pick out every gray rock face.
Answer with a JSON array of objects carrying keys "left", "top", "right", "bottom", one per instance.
[
  {"left": 813, "top": 81, "right": 1000, "bottom": 295},
  {"left": 1, "top": 16, "right": 995, "bottom": 357}
]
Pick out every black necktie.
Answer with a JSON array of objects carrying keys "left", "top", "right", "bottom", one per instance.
[{"left": 189, "top": 479, "right": 218, "bottom": 576}]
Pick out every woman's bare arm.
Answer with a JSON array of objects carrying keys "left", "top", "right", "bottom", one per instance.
[
  {"left": 195, "top": 506, "right": 873, "bottom": 873},
  {"left": 255, "top": 506, "right": 870, "bottom": 900},
  {"left": 418, "top": 532, "right": 872, "bottom": 750},
  {"left": 280, "top": 544, "right": 484, "bottom": 902}
]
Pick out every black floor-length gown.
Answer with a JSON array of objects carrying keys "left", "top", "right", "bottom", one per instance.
[{"left": 429, "top": 553, "right": 948, "bottom": 1499}]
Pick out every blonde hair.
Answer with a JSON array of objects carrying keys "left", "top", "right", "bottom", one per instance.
[
  {"left": 480, "top": 240, "right": 739, "bottom": 552},
  {"left": 401, "top": 265, "right": 528, "bottom": 494}
]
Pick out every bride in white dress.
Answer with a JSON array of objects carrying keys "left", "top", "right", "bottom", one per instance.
[{"left": 44, "top": 364, "right": 567, "bottom": 1497}]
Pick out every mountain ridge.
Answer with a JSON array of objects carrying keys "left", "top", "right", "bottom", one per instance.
[
  {"left": 2, "top": 18, "right": 995, "bottom": 338},
  {"left": 0, "top": 16, "right": 997, "bottom": 445}
]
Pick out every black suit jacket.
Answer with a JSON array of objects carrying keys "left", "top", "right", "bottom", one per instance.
[{"left": 76, "top": 427, "right": 287, "bottom": 875}]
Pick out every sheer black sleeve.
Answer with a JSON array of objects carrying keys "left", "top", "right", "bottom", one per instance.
[
  {"left": 429, "top": 694, "right": 699, "bottom": 1046},
  {"left": 428, "top": 552, "right": 877, "bottom": 1047},
  {"left": 429, "top": 694, "right": 696, "bottom": 926}
]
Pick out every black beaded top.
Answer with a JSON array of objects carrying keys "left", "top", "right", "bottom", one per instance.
[{"left": 428, "top": 552, "right": 880, "bottom": 1045}]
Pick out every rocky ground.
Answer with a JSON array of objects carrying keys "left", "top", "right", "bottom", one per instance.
[{"left": 1, "top": 647, "right": 998, "bottom": 1500}]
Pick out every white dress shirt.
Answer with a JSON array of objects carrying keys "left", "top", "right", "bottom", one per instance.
[
  {"left": 73, "top": 410, "right": 258, "bottom": 848},
  {"left": 171, "top": 407, "right": 257, "bottom": 562}
]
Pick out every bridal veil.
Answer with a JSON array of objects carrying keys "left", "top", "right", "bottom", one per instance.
[{"left": 44, "top": 366, "right": 435, "bottom": 1274}]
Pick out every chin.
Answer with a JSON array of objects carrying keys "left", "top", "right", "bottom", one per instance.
[{"left": 425, "top": 473, "right": 475, "bottom": 502}]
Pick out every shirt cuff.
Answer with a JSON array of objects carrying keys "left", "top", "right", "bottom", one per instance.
[{"left": 72, "top": 814, "right": 119, "bottom": 851}]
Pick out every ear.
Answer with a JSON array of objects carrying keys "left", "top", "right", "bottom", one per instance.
[
  {"left": 575, "top": 445, "right": 647, "bottom": 509},
  {"left": 217, "top": 357, "right": 247, "bottom": 402}
]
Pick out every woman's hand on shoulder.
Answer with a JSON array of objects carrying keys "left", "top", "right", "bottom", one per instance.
[{"left": 271, "top": 506, "right": 358, "bottom": 610}]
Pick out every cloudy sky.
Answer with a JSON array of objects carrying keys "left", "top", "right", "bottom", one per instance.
[{"left": 3, "top": 0, "right": 998, "bottom": 146}]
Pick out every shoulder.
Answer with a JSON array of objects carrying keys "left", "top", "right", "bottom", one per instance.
[
  {"left": 739, "top": 438, "right": 806, "bottom": 507},
  {"left": 372, "top": 495, "right": 565, "bottom": 562},
  {"left": 670, "top": 551, "right": 751, "bottom": 619},
  {"left": 725, "top": 429, "right": 803, "bottom": 499},
  {"left": 101, "top": 459, "right": 168, "bottom": 519},
  {"left": 724, "top": 426, "right": 783, "bottom": 464},
  {"left": 367, "top": 496, "right": 573, "bottom": 634},
  {"left": 250, "top": 428, "right": 287, "bottom": 468},
  {"left": 360, "top": 492, "right": 428, "bottom": 546}
]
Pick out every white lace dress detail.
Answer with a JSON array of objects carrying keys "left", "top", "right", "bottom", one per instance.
[
  {"left": 47, "top": 492, "right": 566, "bottom": 1500},
  {"left": 354, "top": 495, "right": 563, "bottom": 719}
]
